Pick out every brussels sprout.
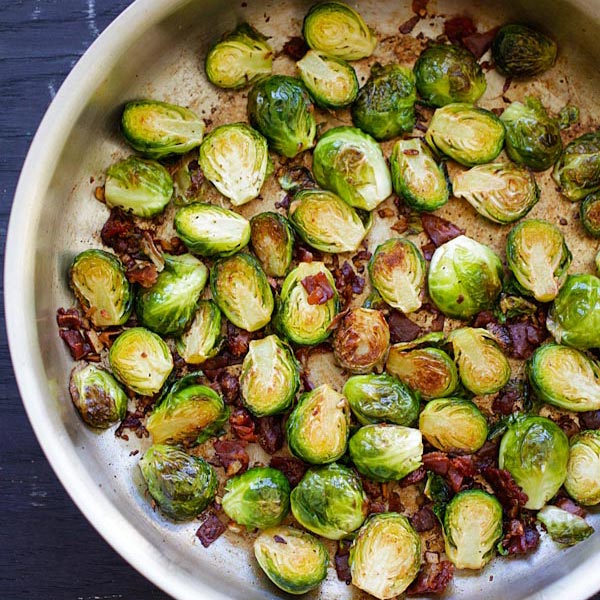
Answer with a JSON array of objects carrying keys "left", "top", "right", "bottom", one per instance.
[
  {"left": 254, "top": 526, "right": 328, "bottom": 595},
  {"left": 428, "top": 235, "right": 503, "bottom": 319},
  {"left": 249, "top": 212, "right": 294, "bottom": 278},
  {"left": 443, "top": 490, "right": 503, "bottom": 570},
  {"left": 69, "top": 364, "right": 127, "bottom": 428},
  {"left": 210, "top": 253, "right": 274, "bottom": 332},
  {"left": 425, "top": 103, "right": 505, "bottom": 167},
  {"left": 302, "top": 1, "right": 376, "bottom": 61},
  {"left": 413, "top": 44, "right": 487, "bottom": 107},
  {"left": 492, "top": 23, "right": 557, "bottom": 78},
  {"left": 547, "top": 274, "right": 600, "bottom": 349},
  {"left": 121, "top": 100, "right": 204, "bottom": 159},
  {"left": 565, "top": 430, "right": 600, "bottom": 506},
  {"left": 499, "top": 415, "right": 569, "bottom": 510},
  {"left": 289, "top": 188, "right": 368, "bottom": 253},
  {"left": 351, "top": 63, "right": 416, "bottom": 141},
  {"left": 500, "top": 97, "right": 562, "bottom": 170},
  {"left": 448, "top": 328, "right": 511, "bottom": 395},
  {"left": 104, "top": 156, "right": 173, "bottom": 218},
  {"left": 174, "top": 203, "right": 250, "bottom": 257},
  {"left": 506, "top": 219, "right": 571, "bottom": 303},
  {"left": 247, "top": 75, "right": 316, "bottom": 158},
  {"left": 240, "top": 335, "right": 299, "bottom": 417},
  {"left": 109, "top": 327, "right": 173, "bottom": 396},
  {"left": 277, "top": 165, "right": 316, "bottom": 193},
  {"left": 69, "top": 249, "right": 132, "bottom": 328},
  {"left": 286, "top": 384, "right": 350, "bottom": 464},
  {"left": 175, "top": 300, "right": 222, "bottom": 364},
  {"left": 290, "top": 462, "right": 368, "bottom": 540},
  {"left": 559, "top": 105, "right": 580, "bottom": 130},
  {"left": 312, "top": 126, "right": 392, "bottom": 211},
  {"left": 275, "top": 261, "right": 339, "bottom": 345},
  {"left": 537, "top": 505, "right": 594, "bottom": 546},
  {"left": 497, "top": 293, "right": 538, "bottom": 322},
  {"left": 205, "top": 23, "right": 272, "bottom": 89},
  {"left": 136, "top": 254, "right": 208, "bottom": 336},
  {"left": 139, "top": 444, "right": 217, "bottom": 520},
  {"left": 580, "top": 192, "right": 600, "bottom": 237},
  {"left": 452, "top": 163, "right": 540, "bottom": 224},
  {"left": 349, "top": 513, "right": 421, "bottom": 599}
]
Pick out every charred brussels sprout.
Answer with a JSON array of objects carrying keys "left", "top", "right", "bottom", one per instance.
[
  {"left": 565, "top": 430, "right": 600, "bottom": 506},
  {"left": 247, "top": 75, "right": 316, "bottom": 158},
  {"left": 537, "top": 505, "right": 594, "bottom": 546},
  {"left": 139, "top": 444, "right": 217, "bottom": 520},
  {"left": 175, "top": 300, "right": 222, "bottom": 365},
  {"left": 580, "top": 192, "right": 600, "bottom": 237},
  {"left": 312, "top": 126, "right": 392, "bottom": 211},
  {"left": 250, "top": 212, "right": 294, "bottom": 277},
  {"left": 69, "top": 249, "right": 132, "bottom": 328}
]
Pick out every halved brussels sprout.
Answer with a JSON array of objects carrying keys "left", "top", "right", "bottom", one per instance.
[
  {"left": 290, "top": 462, "right": 368, "bottom": 540},
  {"left": 205, "top": 23, "right": 272, "bottom": 89},
  {"left": 452, "top": 163, "right": 540, "bottom": 224},
  {"left": 139, "top": 444, "right": 217, "bottom": 520},
  {"left": 580, "top": 192, "right": 600, "bottom": 237},
  {"left": 109, "top": 327, "right": 173, "bottom": 396},
  {"left": 121, "top": 100, "right": 204, "bottom": 159},
  {"left": 69, "top": 249, "right": 132, "bottom": 328},
  {"left": 506, "top": 219, "right": 572, "bottom": 303},
  {"left": 425, "top": 103, "right": 505, "bottom": 167},
  {"left": 443, "top": 490, "right": 503, "bottom": 570},
  {"left": 286, "top": 383, "right": 350, "bottom": 464},
  {"left": 240, "top": 335, "right": 299, "bottom": 417},
  {"left": 174, "top": 203, "right": 251, "bottom": 257},
  {"left": 537, "top": 505, "right": 595, "bottom": 546},
  {"left": 349, "top": 513, "right": 421, "bottom": 600},
  {"left": 597, "top": 250, "right": 600, "bottom": 276},
  {"left": 448, "top": 328, "right": 511, "bottom": 395},
  {"left": 254, "top": 526, "right": 328, "bottom": 595},
  {"left": 351, "top": 63, "right": 416, "bottom": 141},
  {"left": 104, "top": 156, "right": 173, "bottom": 218},
  {"left": 565, "top": 430, "right": 600, "bottom": 506},
  {"left": 247, "top": 75, "right": 316, "bottom": 158},
  {"left": 302, "top": 1, "right": 376, "bottom": 60},
  {"left": 428, "top": 235, "right": 503, "bottom": 319},
  {"left": 175, "top": 300, "right": 222, "bottom": 364},
  {"left": 249, "top": 212, "right": 294, "bottom": 278},
  {"left": 312, "top": 126, "right": 392, "bottom": 211},
  {"left": 499, "top": 415, "right": 569, "bottom": 510},
  {"left": 210, "top": 253, "right": 274, "bottom": 332},
  {"left": 69, "top": 364, "right": 127, "bottom": 429}
]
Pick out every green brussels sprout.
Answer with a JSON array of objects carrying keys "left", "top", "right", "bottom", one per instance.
[
  {"left": 428, "top": 235, "right": 503, "bottom": 319},
  {"left": 290, "top": 462, "right": 368, "bottom": 540},
  {"left": 368, "top": 238, "right": 425, "bottom": 314},
  {"left": 565, "top": 430, "right": 600, "bottom": 506},
  {"left": 506, "top": 219, "right": 572, "bottom": 302},
  {"left": 443, "top": 489, "right": 503, "bottom": 570},
  {"left": 275, "top": 261, "right": 339, "bottom": 345},
  {"left": 425, "top": 103, "right": 505, "bottom": 167},
  {"left": 249, "top": 212, "right": 294, "bottom": 278},
  {"left": 390, "top": 138, "right": 449, "bottom": 212},
  {"left": 452, "top": 163, "right": 540, "bottom": 224},
  {"left": 240, "top": 335, "right": 299, "bottom": 417},
  {"left": 448, "top": 328, "right": 511, "bottom": 395},
  {"left": 351, "top": 63, "right": 417, "bottom": 141},
  {"left": 547, "top": 274, "right": 600, "bottom": 349},
  {"left": 174, "top": 203, "right": 250, "bottom": 257},
  {"left": 302, "top": 1, "right": 376, "bottom": 61},
  {"left": 69, "top": 364, "right": 127, "bottom": 428},
  {"left": 121, "top": 100, "right": 204, "bottom": 159},
  {"left": 139, "top": 444, "right": 217, "bottom": 520},
  {"left": 413, "top": 44, "right": 487, "bottom": 107},
  {"left": 497, "top": 293, "right": 538, "bottom": 322},
  {"left": 500, "top": 97, "right": 562, "bottom": 170},
  {"left": 333, "top": 308, "right": 390, "bottom": 374},
  {"left": 499, "top": 415, "right": 569, "bottom": 510},
  {"left": 104, "top": 156, "right": 173, "bottom": 218},
  {"left": 210, "top": 253, "right": 274, "bottom": 332},
  {"left": 492, "top": 23, "right": 557, "bottom": 78},
  {"left": 109, "top": 327, "right": 173, "bottom": 396},
  {"left": 69, "top": 249, "right": 132, "bottom": 328},
  {"left": 205, "top": 23, "right": 272, "bottom": 89},
  {"left": 312, "top": 126, "right": 392, "bottom": 211},
  {"left": 222, "top": 467, "right": 290, "bottom": 529},
  {"left": 349, "top": 513, "right": 421, "bottom": 599},
  {"left": 175, "top": 300, "right": 222, "bottom": 364},
  {"left": 580, "top": 192, "right": 600, "bottom": 237},
  {"left": 289, "top": 188, "right": 368, "bottom": 253},
  {"left": 349, "top": 424, "right": 423, "bottom": 482},
  {"left": 342, "top": 373, "right": 420, "bottom": 426},
  {"left": 247, "top": 75, "right": 316, "bottom": 158},
  {"left": 254, "top": 526, "right": 328, "bottom": 595},
  {"left": 286, "top": 384, "right": 350, "bottom": 464},
  {"left": 136, "top": 254, "right": 208, "bottom": 336},
  {"left": 537, "top": 505, "right": 595, "bottom": 546},
  {"left": 559, "top": 105, "right": 580, "bottom": 130}
]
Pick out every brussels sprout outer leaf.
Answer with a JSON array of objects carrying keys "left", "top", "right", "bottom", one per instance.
[{"left": 537, "top": 505, "right": 595, "bottom": 546}]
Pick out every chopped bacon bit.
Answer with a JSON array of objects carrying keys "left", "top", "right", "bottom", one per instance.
[
  {"left": 421, "top": 241, "right": 436, "bottom": 261},
  {"left": 275, "top": 193, "right": 292, "bottom": 210},
  {"left": 555, "top": 497, "right": 586, "bottom": 518},
  {"left": 406, "top": 561, "right": 454, "bottom": 596},
  {"left": 125, "top": 262, "right": 158, "bottom": 288},
  {"left": 472, "top": 310, "right": 495, "bottom": 328},
  {"left": 334, "top": 540, "right": 353, "bottom": 585},
  {"left": 411, "top": 0, "right": 429, "bottom": 17},
  {"left": 369, "top": 500, "right": 387, "bottom": 514},
  {"left": 429, "top": 310, "right": 445, "bottom": 333},
  {"left": 443, "top": 15, "right": 477, "bottom": 45},
  {"left": 158, "top": 236, "right": 186, "bottom": 255},
  {"left": 421, "top": 214, "right": 464, "bottom": 247},
  {"left": 361, "top": 476, "right": 382, "bottom": 499},
  {"left": 500, "top": 514, "right": 540, "bottom": 555},
  {"left": 101, "top": 209, "right": 140, "bottom": 255},
  {"left": 196, "top": 512, "right": 226, "bottom": 548},
  {"left": 57, "top": 307, "right": 87, "bottom": 329},
  {"left": 556, "top": 415, "right": 580, "bottom": 438},
  {"left": 229, "top": 407, "right": 257, "bottom": 442},
  {"left": 493, "top": 383, "right": 522, "bottom": 416},
  {"left": 59, "top": 329, "right": 93, "bottom": 361},
  {"left": 201, "top": 354, "right": 244, "bottom": 375},
  {"left": 399, "top": 465, "right": 426, "bottom": 487},
  {"left": 388, "top": 489, "right": 405, "bottom": 513},
  {"left": 411, "top": 506, "right": 438, "bottom": 532},
  {"left": 502, "top": 77, "right": 513, "bottom": 94},
  {"left": 423, "top": 452, "right": 475, "bottom": 493},
  {"left": 97, "top": 327, "right": 122, "bottom": 349},
  {"left": 213, "top": 440, "right": 249, "bottom": 476},
  {"left": 269, "top": 456, "right": 308, "bottom": 487},
  {"left": 400, "top": 14, "right": 421, "bottom": 34},
  {"left": 580, "top": 410, "right": 600, "bottom": 430},
  {"left": 282, "top": 36, "right": 309, "bottom": 61},
  {"left": 483, "top": 467, "right": 528, "bottom": 519},
  {"left": 294, "top": 245, "right": 317, "bottom": 263},
  {"left": 462, "top": 27, "right": 499, "bottom": 59},
  {"left": 506, "top": 318, "right": 547, "bottom": 359},
  {"left": 256, "top": 415, "right": 285, "bottom": 454},
  {"left": 226, "top": 323, "right": 255, "bottom": 357},
  {"left": 187, "top": 160, "right": 205, "bottom": 195},
  {"left": 301, "top": 272, "right": 335, "bottom": 305},
  {"left": 387, "top": 310, "right": 422, "bottom": 343},
  {"left": 378, "top": 207, "right": 396, "bottom": 218},
  {"left": 115, "top": 410, "right": 149, "bottom": 440},
  {"left": 472, "top": 440, "right": 499, "bottom": 470},
  {"left": 217, "top": 370, "right": 240, "bottom": 404},
  {"left": 334, "top": 261, "right": 365, "bottom": 309},
  {"left": 352, "top": 249, "right": 372, "bottom": 269}
]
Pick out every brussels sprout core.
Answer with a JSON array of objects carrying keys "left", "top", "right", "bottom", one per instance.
[
  {"left": 565, "top": 430, "right": 600, "bottom": 506},
  {"left": 250, "top": 212, "right": 294, "bottom": 278}
]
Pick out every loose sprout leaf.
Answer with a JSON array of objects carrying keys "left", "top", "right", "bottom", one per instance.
[{"left": 537, "top": 505, "right": 594, "bottom": 546}]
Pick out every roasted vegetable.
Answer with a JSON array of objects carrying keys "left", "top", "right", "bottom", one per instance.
[
  {"left": 250, "top": 212, "right": 294, "bottom": 278},
  {"left": 580, "top": 192, "right": 600, "bottom": 237},
  {"left": 537, "top": 505, "right": 594, "bottom": 546},
  {"left": 564, "top": 430, "right": 600, "bottom": 506},
  {"left": 175, "top": 300, "right": 222, "bottom": 365}
]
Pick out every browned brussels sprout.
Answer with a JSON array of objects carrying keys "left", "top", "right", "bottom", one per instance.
[
  {"left": 250, "top": 212, "right": 294, "bottom": 278},
  {"left": 580, "top": 192, "right": 600, "bottom": 237}
]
